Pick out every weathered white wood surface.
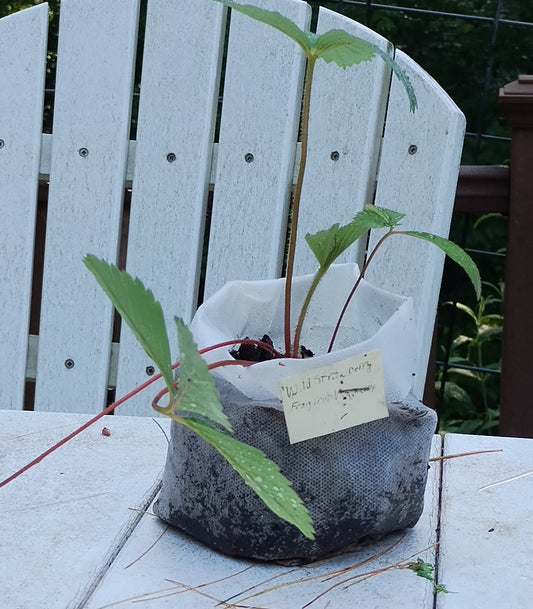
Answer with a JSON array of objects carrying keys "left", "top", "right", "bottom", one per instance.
[
  {"left": 0, "top": 411, "right": 170, "bottom": 609},
  {"left": 437, "top": 433, "right": 533, "bottom": 608},
  {"left": 34, "top": 0, "right": 140, "bottom": 413},
  {"left": 0, "top": 5, "right": 48, "bottom": 409},
  {"left": 3, "top": 411, "right": 532, "bottom": 608},
  {"left": 0, "top": 410, "right": 440, "bottom": 609},
  {"left": 85, "top": 439, "right": 442, "bottom": 609},
  {"left": 115, "top": 0, "right": 226, "bottom": 414}
]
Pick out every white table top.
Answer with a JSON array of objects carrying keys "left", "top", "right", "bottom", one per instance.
[{"left": 1, "top": 410, "right": 532, "bottom": 609}]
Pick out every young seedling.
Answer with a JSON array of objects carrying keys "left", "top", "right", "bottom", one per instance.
[
  {"left": 216, "top": 0, "right": 479, "bottom": 357},
  {"left": 303, "top": 204, "right": 481, "bottom": 352},
  {"left": 407, "top": 558, "right": 449, "bottom": 595}
]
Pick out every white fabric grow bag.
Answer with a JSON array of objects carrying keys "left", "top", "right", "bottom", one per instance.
[
  {"left": 190, "top": 263, "right": 417, "bottom": 404},
  {"left": 154, "top": 264, "right": 436, "bottom": 562}
]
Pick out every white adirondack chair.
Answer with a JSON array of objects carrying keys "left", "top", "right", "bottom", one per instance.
[{"left": 0, "top": 0, "right": 465, "bottom": 416}]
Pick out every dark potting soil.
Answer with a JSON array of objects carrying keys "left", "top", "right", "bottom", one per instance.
[
  {"left": 230, "top": 334, "right": 279, "bottom": 361},
  {"left": 230, "top": 334, "right": 313, "bottom": 362}
]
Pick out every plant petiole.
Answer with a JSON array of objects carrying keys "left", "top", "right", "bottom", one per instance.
[
  {"left": 292, "top": 265, "right": 327, "bottom": 354},
  {"left": 328, "top": 228, "right": 394, "bottom": 352},
  {"left": 284, "top": 55, "right": 317, "bottom": 358}
]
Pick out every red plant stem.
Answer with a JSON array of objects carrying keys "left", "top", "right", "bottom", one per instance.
[
  {"left": 0, "top": 371, "right": 164, "bottom": 488},
  {"left": 327, "top": 229, "right": 394, "bottom": 353},
  {"left": 1, "top": 340, "right": 275, "bottom": 488},
  {"left": 207, "top": 359, "right": 255, "bottom": 370},
  {"left": 284, "top": 57, "right": 316, "bottom": 358},
  {"left": 152, "top": 359, "right": 255, "bottom": 409}
]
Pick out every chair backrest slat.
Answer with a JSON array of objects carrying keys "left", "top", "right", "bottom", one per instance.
[
  {"left": 364, "top": 51, "right": 465, "bottom": 395},
  {"left": 34, "top": 0, "right": 140, "bottom": 412},
  {"left": 0, "top": 5, "right": 48, "bottom": 409},
  {"left": 115, "top": 0, "right": 227, "bottom": 414},
  {"left": 203, "top": 0, "right": 311, "bottom": 298},
  {"left": 293, "top": 7, "right": 393, "bottom": 275}
]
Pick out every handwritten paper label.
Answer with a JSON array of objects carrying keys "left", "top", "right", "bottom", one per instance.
[{"left": 279, "top": 351, "right": 388, "bottom": 444}]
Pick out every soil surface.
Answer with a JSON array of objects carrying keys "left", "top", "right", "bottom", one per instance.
[{"left": 230, "top": 335, "right": 313, "bottom": 362}]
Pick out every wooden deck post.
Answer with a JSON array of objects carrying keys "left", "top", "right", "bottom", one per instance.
[{"left": 499, "top": 76, "right": 533, "bottom": 437}]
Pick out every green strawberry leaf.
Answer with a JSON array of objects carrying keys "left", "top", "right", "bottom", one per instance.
[
  {"left": 317, "top": 34, "right": 416, "bottom": 111},
  {"left": 84, "top": 255, "right": 174, "bottom": 395},
  {"left": 305, "top": 223, "right": 341, "bottom": 268},
  {"left": 369, "top": 43, "right": 417, "bottom": 112},
  {"left": 181, "top": 416, "right": 315, "bottom": 540},
  {"left": 305, "top": 206, "right": 405, "bottom": 271},
  {"left": 306, "top": 221, "right": 368, "bottom": 270},
  {"left": 315, "top": 29, "right": 375, "bottom": 67},
  {"left": 215, "top": 0, "right": 311, "bottom": 53},
  {"left": 173, "top": 318, "right": 232, "bottom": 432},
  {"left": 354, "top": 204, "right": 405, "bottom": 229},
  {"left": 315, "top": 31, "right": 416, "bottom": 112},
  {"left": 402, "top": 231, "right": 482, "bottom": 299},
  {"left": 215, "top": 1, "right": 416, "bottom": 111}
]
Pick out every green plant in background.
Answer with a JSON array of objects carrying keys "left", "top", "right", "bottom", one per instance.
[
  {"left": 436, "top": 279, "right": 503, "bottom": 435},
  {"left": 436, "top": 212, "right": 505, "bottom": 434}
]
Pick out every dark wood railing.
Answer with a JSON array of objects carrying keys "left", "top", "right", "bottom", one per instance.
[
  {"left": 454, "top": 165, "right": 509, "bottom": 214},
  {"left": 498, "top": 76, "right": 533, "bottom": 437}
]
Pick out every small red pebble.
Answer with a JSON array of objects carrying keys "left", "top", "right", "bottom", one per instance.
[{"left": 101, "top": 427, "right": 111, "bottom": 437}]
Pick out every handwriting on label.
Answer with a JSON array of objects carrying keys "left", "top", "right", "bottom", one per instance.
[{"left": 279, "top": 351, "right": 388, "bottom": 444}]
